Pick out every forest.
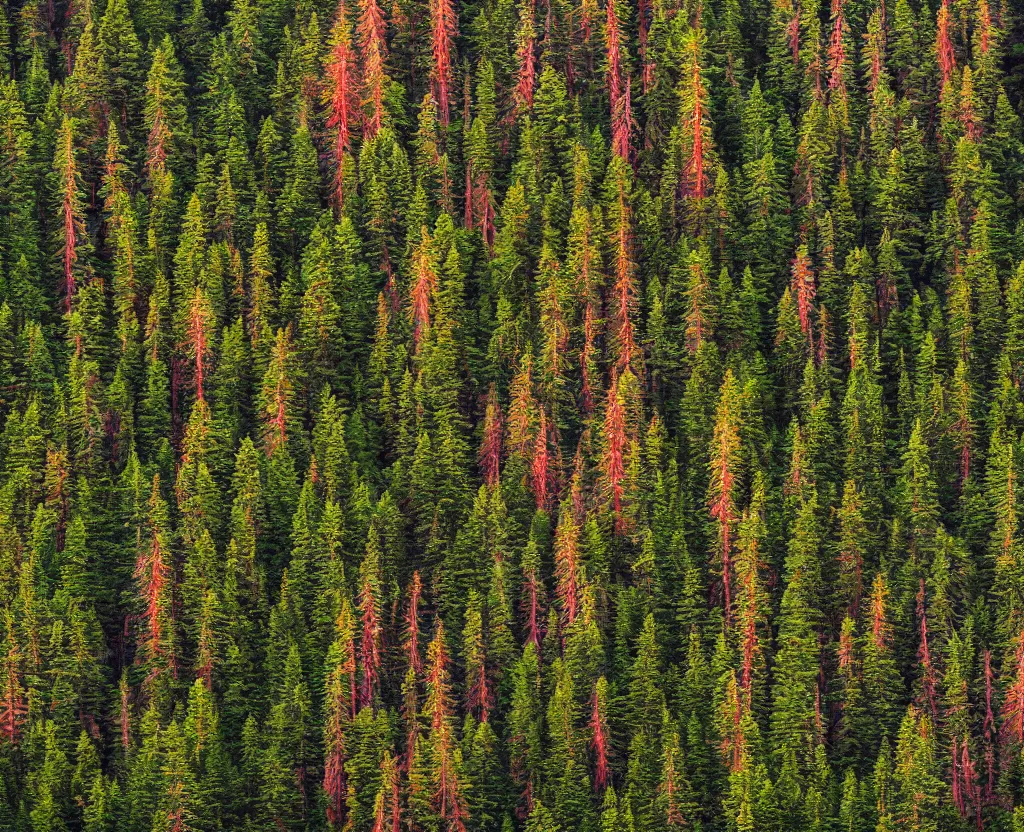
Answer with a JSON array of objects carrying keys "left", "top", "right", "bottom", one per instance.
[{"left": 1, "top": 0, "right": 1024, "bottom": 825}]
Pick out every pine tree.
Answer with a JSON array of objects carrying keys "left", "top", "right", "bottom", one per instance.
[
  {"left": 358, "top": 528, "right": 384, "bottom": 709},
  {"left": 98, "top": 0, "right": 143, "bottom": 122},
  {"left": 358, "top": 0, "right": 390, "bottom": 136},
  {"left": 0, "top": 614, "right": 27, "bottom": 745},
  {"left": 604, "top": 157, "right": 640, "bottom": 374},
  {"left": 605, "top": 0, "right": 632, "bottom": 161},
  {"left": 325, "top": 0, "right": 362, "bottom": 210},
  {"left": 279, "top": 123, "right": 322, "bottom": 257},
  {"left": 52, "top": 117, "right": 92, "bottom": 316},
  {"left": 708, "top": 370, "right": 743, "bottom": 624},
  {"left": 599, "top": 373, "right": 634, "bottom": 534},
  {"left": 6, "top": 1, "right": 1024, "bottom": 828},
  {"left": 735, "top": 474, "right": 770, "bottom": 709},
  {"left": 429, "top": 0, "right": 457, "bottom": 127},
  {"left": 323, "top": 599, "right": 357, "bottom": 828},
  {"left": 134, "top": 475, "right": 177, "bottom": 707},
  {"left": 259, "top": 325, "right": 304, "bottom": 457},
  {"left": 678, "top": 27, "right": 715, "bottom": 233},
  {"left": 144, "top": 37, "right": 190, "bottom": 188},
  {"left": 426, "top": 621, "right": 469, "bottom": 831},
  {"left": 770, "top": 493, "right": 824, "bottom": 778}
]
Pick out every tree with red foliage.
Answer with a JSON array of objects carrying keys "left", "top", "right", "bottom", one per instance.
[
  {"left": 410, "top": 227, "right": 439, "bottom": 350},
  {"left": 513, "top": 0, "right": 537, "bottom": 115},
  {"left": 604, "top": 0, "right": 624, "bottom": 105},
  {"left": 1003, "top": 629, "right": 1024, "bottom": 745},
  {"left": 786, "top": 5, "right": 800, "bottom": 67},
  {"left": 837, "top": 615, "right": 856, "bottom": 691},
  {"left": 326, "top": 0, "right": 361, "bottom": 209},
  {"left": 982, "top": 650, "right": 996, "bottom": 800},
  {"left": 859, "top": 573, "right": 904, "bottom": 742},
  {"left": 790, "top": 245, "right": 816, "bottom": 348},
  {"left": 54, "top": 116, "right": 91, "bottom": 315},
  {"left": 405, "top": 571, "right": 424, "bottom": 676},
  {"left": 951, "top": 736, "right": 983, "bottom": 831},
  {"left": 479, "top": 385, "right": 503, "bottom": 487},
  {"left": 183, "top": 286, "right": 215, "bottom": 404},
  {"left": 959, "top": 66, "right": 983, "bottom": 142},
  {"left": 660, "top": 725, "right": 689, "bottom": 828},
  {"left": 600, "top": 374, "right": 630, "bottom": 534},
  {"left": 936, "top": 0, "right": 955, "bottom": 88},
  {"left": 862, "top": 6, "right": 885, "bottom": 93},
  {"left": 916, "top": 580, "right": 939, "bottom": 721},
  {"left": 429, "top": 0, "right": 457, "bottom": 127},
  {"left": 425, "top": 621, "right": 469, "bottom": 831},
  {"left": 324, "top": 606, "right": 354, "bottom": 830},
  {"left": 605, "top": 0, "right": 632, "bottom": 160},
  {"left": 605, "top": 157, "right": 639, "bottom": 374},
  {"left": 135, "top": 475, "right": 176, "bottom": 695},
  {"left": 679, "top": 29, "right": 713, "bottom": 208},
  {"left": 358, "top": 0, "right": 389, "bottom": 137},
  {"left": 530, "top": 409, "right": 553, "bottom": 511},
  {"left": 826, "top": 0, "right": 850, "bottom": 94},
  {"left": 708, "top": 370, "right": 743, "bottom": 625},
  {"left": 359, "top": 529, "right": 385, "bottom": 709},
  {"left": 975, "top": 0, "right": 994, "bottom": 55},
  {"left": 864, "top": 573, "right": 888, "bottom": 651},
  {"left": 610, "top": 77, "right": 633, "bottom": 161},
  {"left": 143, "top": 38, "right": 187, "bottom": 187},
  {"left": 590, "top": 677, "right": 610, "bottom": 791},
  {"left": 465, "top": 130, "right": 497, "bottom": 253},
  {"left": 401, "top": 574, "right": 425, "bottom": 773},
  {"left": 0, "top": 618, "right": 26, "bottom": 745}
]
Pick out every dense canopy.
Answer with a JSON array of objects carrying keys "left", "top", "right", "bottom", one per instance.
[{"left": 2, "top": 0, "right": 1024, "bottom": 828}]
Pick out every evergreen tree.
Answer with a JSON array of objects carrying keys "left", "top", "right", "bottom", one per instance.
[{"left": 2, "top": 2, "right": 1024, "bottom": 828}]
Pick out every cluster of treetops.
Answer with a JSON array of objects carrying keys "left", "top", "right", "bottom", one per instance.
[{"left": 5, "top": 0, "right": 1024, "bottom": 825}]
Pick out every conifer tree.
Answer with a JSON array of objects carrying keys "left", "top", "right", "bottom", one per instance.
[
  {"left": 134, "top": 475, "right": 177, "bottom": 706},
  {"left": 426, "top": 621, "right": 469, "bottom": 831},
  {"left": 678, "top": 27, "right": 715, "bottom": 232},
  {"left": 708, "top": 370, "right": 743, "bottom": 624},
  {"left": 52, "top": 117, "right": 91, "bottom": 316},
  {"left": 6, "top": 1, "right": 1024, "bottom": 828},
  {"left": 604, "top": 157, "right": 640, "bottom": 375},
  {"left": 429, "top": 0, "right": 457, "bottom": 128},
  {"left": 326, "top": 0, "right": 361, "bottom": 209},
  {"left": 358, "top": 0, "right": 390, "bottom": 136}
]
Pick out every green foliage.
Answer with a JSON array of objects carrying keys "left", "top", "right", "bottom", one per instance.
[{"left": 0, "top": 2, "right": 1023, "bottom": 830}]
